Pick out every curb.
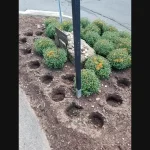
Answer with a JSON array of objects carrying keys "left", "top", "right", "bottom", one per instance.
[
  {"left": 19, "top": 87, "right": 51, "bottom": 150},
  {"left": 19, "top": 9, "right": 72, "bottom": 19}
]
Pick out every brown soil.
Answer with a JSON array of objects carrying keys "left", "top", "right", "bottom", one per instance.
[{"left": 19, "top": 15, "right": 131, "bottom": 150}]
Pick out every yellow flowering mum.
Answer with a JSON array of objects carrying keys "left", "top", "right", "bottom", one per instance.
[
  {"left": 46, "top": 51, "right": 55, "bottom": 57},
  {"left": 96, "top": 62, "right": 103, "bottom": 70},
  {"left": 114, "top": 58, "right": 124, "bottom": 63},
  {"left": 85, "top": 55, "right": 111, "bottom": 79},
  {"left": 107, "top": 48, "right": 131, "bottom": 70}
]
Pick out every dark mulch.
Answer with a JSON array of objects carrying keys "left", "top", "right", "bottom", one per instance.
[{"left": 19, "top": 15, "right": 131, "bottom": 150}]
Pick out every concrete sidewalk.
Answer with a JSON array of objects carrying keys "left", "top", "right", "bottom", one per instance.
[{"left": 19, "top": 87, "right": 51, "bottom": 150}]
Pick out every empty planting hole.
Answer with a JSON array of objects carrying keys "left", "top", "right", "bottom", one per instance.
[
  {"left": 28, "top": 60, "right": 40, "bottom": 69},
  {"left": 89, "top": 112, "right": 104, "bottom": 128},
  {"left": 66, "top": 102, "right": 83, "bottom": 117},
  {"left": 24, "top": 30, "right": 33, "bottom": 36},
  {"left": 117, "top": 78, "right": 131, "bottom": 88},
  {"left": 21, "top": 49, "right": 31, "bottom": 55},
  {"left": 19, "top": 37, "right": 27, "bottom": 43},
  {"left": 40, "top": 74, "right": 53, "bottom": 84},
  {"left": 52, "top": 87, "right": 65, "bottom": 102},
  {"left": 62, "top": 74, "right": 75, "bottom": 83},
  {"left": 106, "top": 94, "right": 123, "bottom": 107}
]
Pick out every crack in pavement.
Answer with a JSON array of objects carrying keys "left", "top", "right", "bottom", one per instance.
[{"left": 65, "top": 0, "right": 131, "bottom": 31}]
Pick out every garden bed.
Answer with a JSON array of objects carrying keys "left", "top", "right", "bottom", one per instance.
[{"left": 19, "top": 15, "right": 131, "bottom": 150}]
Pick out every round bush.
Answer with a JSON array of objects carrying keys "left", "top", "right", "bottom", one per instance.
[
  {"left": 80, "top": 18, "right": 90, "bottom": 28},
  {"left": 116, "top": 38, "right": 131, "bottom": 54},
  {"left": 45, "top": 22, "right": 60, "bottom": 39},
  {"left": 93, "top": 19, "right": 107, "bottom": 34},
  {"left": 68, "top": 25, "right": 73, "bottom": 32},
  {"left": 80, "top": 27, "right": 85, "bottom": 39},
  {"left": 74, "top": 69, "right": 100, "bottom": 97},
  {"left": 118, "top": 31, "right": 131, "bottom": 39},
  {"left": 61, "top": 20, "right": 72, "bottom": 31},
  {"left": 43, "top": 48, "right": 67, "bottom": 69},
  {"left": 103, "top": 25, "right": 118, "bottom": 32},
  {"left": 102, "top": 31, "right": 120, "bottom": 43},
  {"left": 34, "top": 37, "right": 56, "bottom": 55},
  {"left": 94, "top": 39, "right": 115, "bottom": 57},
  {"left": 44, "top": 18, "right": 58, "bottom": 27},
  {"left": 83, "top": 23, "right": 101, "bottom": 35},
  {"left": 85, "top": 55, "right": 111, "bottom": 79},
  {"left": 84, "top": 31, "right": 100, "bottom": 47},
  {"left": 107, "top": 49, "right": 131, "bottom": 70}
]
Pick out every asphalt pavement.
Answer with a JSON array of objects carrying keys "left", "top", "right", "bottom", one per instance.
[{"left": 19, "top": 0, "right": 131, "bottom": 31}]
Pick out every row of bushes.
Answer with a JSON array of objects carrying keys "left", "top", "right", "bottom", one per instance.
[
  {"left": 33, "top": 37, "right": 99, "bottom": 96},
  {"left": 33, "top": 37, "right": 98, "bottom": 97},
  {"left": 44, "top": 17, "right": 131, "bottom": 59},
  {"left": 34, "top": 37, "right": 131, "bottom": 96},
  {"left": 44, "top": 17, "right": 131, "bottom": 56},
  {"left": 80, "top": 48, "right": 131, "bottom": 96},
  {"left": 79, "top": 19, "right": 131, "bottom": 58},
  {"left": 33, "top": 17, "right": 131, "bottom": 97},
  {"left": 34, "top": 37, "right": 131, "bottom": 73}
]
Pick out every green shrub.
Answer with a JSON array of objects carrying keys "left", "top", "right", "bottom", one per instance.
[
  {"left": 102, "top": 31, "right": 131, "bottom": 54},
  {"left": 80, "top": 18, "right": 90, "bottom": 28},
  {"left": 93, "top": 19, "right": 106, "bottom": 29},
  {"left": 34, "top": 37, "right": 56, "bottom": 55},
  {"left": 45, "top": 22, "right": 60, "bottom": 39},
  {"left": 116, "top": 38, "right": 131, "bottom": 54},
  {"left": 44, "top": 18, "right": 58, "bottom": 27},
  {"left": 84, "top": 31, "right": 100, "bottom": 47},
  {"left": 118, "top": 31, "right": 131, "bottom": 39},
  {"left": 92, "top": 20, "right": 118, "bottom": 34},
  {"left": 74, "top": 69, "right": 100, "bottom": 97},
  {"left": 102, "top": 31, "right": 120, "bottom": 43},
  {"left": 93, "top": 19, "right": 107, "bottom": 34},
  {"left": 103, "top": 24, "right": 118, "bottom": 32},
  {"left": 94, "top": 39, "right": 115, "bottom": 57},
  {"left": 68, "top": 25, "right": 73, "bottom": 32},
  {"left": 85, "top": 55, "right": 111, "bottom": 79},
  {"left": 107, "top": 48, "right": 131, "bottom": 70},
  {"left": 80, "top": 27, "right": 85, "bottom": 39},
  {"left": 43, "top": 48, "right": 67, "bottom": 69},
  {"left": 83, "top": 23, "right": 101, "bottom": 35},
  {"left": 60, "top": 20, "right": 72, "bottom": 31}
]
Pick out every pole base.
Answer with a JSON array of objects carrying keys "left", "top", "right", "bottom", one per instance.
[{"left": 76, "top": 89, "right": 81, "bottom": 98}]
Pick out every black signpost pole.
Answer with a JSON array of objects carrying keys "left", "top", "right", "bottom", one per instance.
[{"left": 71, "top": 0, "right": 81, "bottom": 98}]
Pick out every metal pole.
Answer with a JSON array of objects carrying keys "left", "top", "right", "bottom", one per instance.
[
  {"left": 71, "top": 0, "right": 81, "bottom": 98},
  {"left": 58, "top": 0, "right": 62, "bottom": 23}
]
